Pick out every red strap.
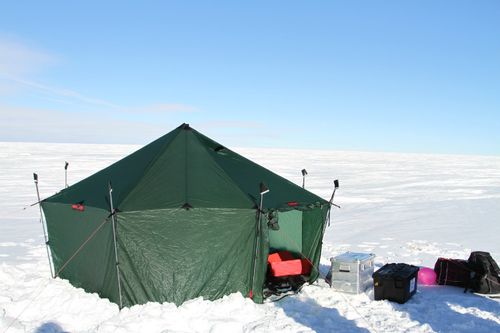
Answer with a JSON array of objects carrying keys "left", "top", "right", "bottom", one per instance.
[{"left": 71, "top": 204, "right": 85, "bottom": 212}]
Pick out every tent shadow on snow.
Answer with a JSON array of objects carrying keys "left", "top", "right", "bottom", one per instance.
[
  {"left": 399, "top": 286, "right": 500, "bottom": 332},
  {"left": 276, "top": 297, "right": 370, "bottom": 333},
  {"left": 34, "top": 321, "right": 68, "bottom": 333}
]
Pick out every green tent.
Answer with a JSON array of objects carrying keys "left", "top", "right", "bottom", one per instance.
[{"left": 41, "top": 124, "right": 330, "bottom": 307}]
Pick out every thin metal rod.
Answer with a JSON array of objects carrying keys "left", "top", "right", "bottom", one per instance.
[
  {"left": 64, "top": 161, "right": 69, "bottom": 188},
  {"left": 301, "top": 169, "right": 307, "bottom": 189},
  {"left": 34, "top": 174, "right": 55, "bottom": 278},
  {"left": 329, "top": 187, "right": 337, "bottom": 205},
  {"left": 109, "top": 183, "right": 124, "bottom": 309},
  {"left": 250, "top": 192, "right": 266, "bottom": 297},
  {"left": 326, "top": 181, "right": 341, "bottom": 227}
]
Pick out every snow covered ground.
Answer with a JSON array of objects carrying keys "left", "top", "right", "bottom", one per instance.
[{"left": 1, "top": 141, "right": 500, "bottom": 333}]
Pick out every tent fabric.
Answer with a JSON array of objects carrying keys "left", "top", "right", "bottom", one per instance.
[
  {"left": 41, "top": 123, "right": 329, "bottom": 307},
  {"left": 116, "top": 208, "right": 256, "bottom": 306},
  {"left": 269, "top": 210, "right": 303, "bottom": 253},
  {"left": 41, "top": 203, "right": 119, "bottom": 302},
  {"left": 193, "top": 130, "right": 327, "bottom": 210},
  {"left": 43, "top": 127, "right": 181, "bottom": 211}
]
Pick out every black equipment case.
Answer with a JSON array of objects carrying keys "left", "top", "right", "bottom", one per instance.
[{"left": 373, "top": 263, "right": 419, "bottom": 304}]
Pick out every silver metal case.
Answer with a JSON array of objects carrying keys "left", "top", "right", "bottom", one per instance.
[{"left": 330, "top": 252, "right": 375, "bottom": 294}]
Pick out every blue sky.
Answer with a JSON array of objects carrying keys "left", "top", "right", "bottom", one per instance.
[{"left": 0, "top": 1, "right": 499, "bottom": 155}]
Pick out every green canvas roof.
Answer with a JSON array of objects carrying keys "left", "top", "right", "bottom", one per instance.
[{"left": 45, "top": 123, "right": 328, "bottom": 212}]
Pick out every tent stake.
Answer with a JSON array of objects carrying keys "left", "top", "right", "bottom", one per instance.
[
  {"left": 33, "top": 173, "right": 55, "bottom": 278},
  {"left": 109, "top": 182, "right": 124, "bottom": 309}
]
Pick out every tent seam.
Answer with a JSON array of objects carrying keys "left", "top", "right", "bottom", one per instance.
[
  {"left": 192, "top": 130, "right": 328, "bottom": 206},
  {"left": 191, "top": 130, "right": 256, "bottom": 208},
  {"left": 119, "top": 128, "right": 182, "bottom": 209}
]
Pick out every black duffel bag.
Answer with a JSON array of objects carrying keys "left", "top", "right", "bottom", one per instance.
[{"left": 467, "top": 251, "right": 500, "bottom": 294}]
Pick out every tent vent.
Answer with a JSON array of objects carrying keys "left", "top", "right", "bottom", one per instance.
[
  {"left": 182, "top": 123, "right": 191, "bottom": 130},
  {"left": 181, "top": 203, "right": 193, "bottom": 210},
  {"left": 214, "top": 145, "right": 226, "bottom": 153}
]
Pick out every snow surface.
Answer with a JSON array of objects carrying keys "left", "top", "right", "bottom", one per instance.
[{"left": 1, "top": 142, "right": 500, "bottom": 333}]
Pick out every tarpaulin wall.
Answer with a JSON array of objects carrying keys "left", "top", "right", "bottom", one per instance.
[
  {"left": 41, "top": 202, "right": 120, "bottom": 303},
  {"left": 116, "top": 208, "right": 259, "bottom": 306}
]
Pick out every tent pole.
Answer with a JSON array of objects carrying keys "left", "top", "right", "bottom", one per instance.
[
  {"left": 33, "top": 173, "right": 55, "bottom": 278},
  {"left": 109, "top": 182, "right": 124, "bottom": 309},
  {"left": 250, "top": 183, "right": 270, "bottom": 299},
  {"left": 325, "top": 179, "right": 341, "bottom": 227},
  {"left": 328, "top": 179, "right": 340, "bottom": 208},
  {"left": 301, "top": 169, "right": 308, "bottom": 189},
  {"left": 64, "top": 161, "right": 69, "bottom": 188}
]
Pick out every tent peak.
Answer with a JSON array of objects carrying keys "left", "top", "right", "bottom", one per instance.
[{"left": 180, "top": 123, "right": 191, "bottom": 130}]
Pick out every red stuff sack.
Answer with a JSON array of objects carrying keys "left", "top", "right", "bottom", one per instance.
[
  {"left": 268, "top": 251, "right": 295, "bottom": 263},
  {"left": 434, "top": 258, "right": 471, "bottom": 287},
  {"left": 267, "top": 251, "right": 312, "bottom": 277}
]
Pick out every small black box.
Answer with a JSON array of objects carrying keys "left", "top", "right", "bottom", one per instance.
[{"left": 372, "top": 263, "right": 419, "bottom": 304}]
